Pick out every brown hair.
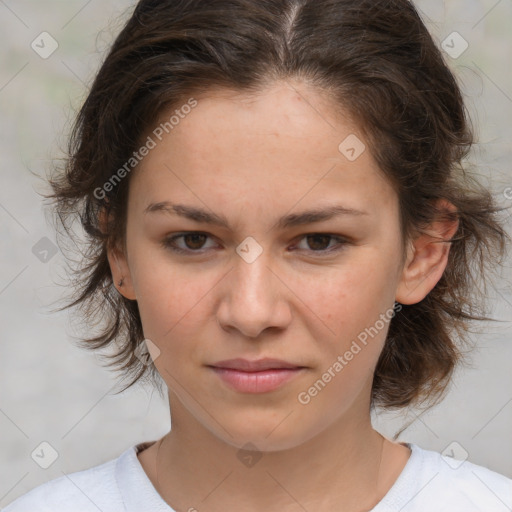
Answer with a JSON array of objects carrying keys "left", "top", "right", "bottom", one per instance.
[{"left": 47, "top": 0, "right": 510, "bottom": 409}]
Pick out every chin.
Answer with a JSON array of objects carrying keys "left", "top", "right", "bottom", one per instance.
[{"left": 208, "top": 413, "right": 322, "bottom": 453}]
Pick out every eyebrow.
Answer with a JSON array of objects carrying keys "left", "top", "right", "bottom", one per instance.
[{"left": 144, "top": 201, "right": 368, "bottom": 229}]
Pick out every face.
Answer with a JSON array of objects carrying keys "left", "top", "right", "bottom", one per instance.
[{"left": 110, "top": 80, "right": 438, "bottom": 451}]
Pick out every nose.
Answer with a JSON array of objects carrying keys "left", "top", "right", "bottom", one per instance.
[{"left": 216, "top": 248, "right": 292, "bottom": 339}]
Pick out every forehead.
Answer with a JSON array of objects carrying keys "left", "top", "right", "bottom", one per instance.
[{"left": 131, "top": 80, "right": 397, "bottom": 219}]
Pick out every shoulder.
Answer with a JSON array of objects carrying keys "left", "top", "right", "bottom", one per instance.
[
  {"left": 1, "top": 450, "right": 127, "bottom": 512},
  {"left": 386, "top": 443, "right": 512, "bottom": 512}
]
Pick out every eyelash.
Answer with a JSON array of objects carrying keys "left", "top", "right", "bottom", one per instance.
[{"left": 161, "top": 232, "right": 349, "bottom": 257}]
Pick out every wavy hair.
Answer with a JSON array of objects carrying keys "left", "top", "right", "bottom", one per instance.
[{"left": 47, "top": 0, "right": 510, "bottom": 408}]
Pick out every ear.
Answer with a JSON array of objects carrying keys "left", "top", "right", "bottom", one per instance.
[
  {"left": 107, "top": 244, "right": 137, "bottom": 300},
  {"left": 395, "top": 199, "right": 459, "bottom": 305},
  {"left": 99, "top": 207, "right": 137, "bottom": 301}
]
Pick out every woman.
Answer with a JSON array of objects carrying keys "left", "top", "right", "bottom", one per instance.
[{"left": 4, "top": 0, "right": 511, "bottom": 510}]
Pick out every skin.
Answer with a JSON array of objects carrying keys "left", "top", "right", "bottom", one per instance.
[{"left": 107, "top": 79, "right": 458, "bottom": 512}]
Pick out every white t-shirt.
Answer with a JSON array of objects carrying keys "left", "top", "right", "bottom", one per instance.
[{"left": 2, "top": 441, "right": 511, "bottom": 511}]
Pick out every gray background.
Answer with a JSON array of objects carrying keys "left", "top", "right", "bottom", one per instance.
[{"left": 1, "top": 0, "right": 511, "bottom": 507}]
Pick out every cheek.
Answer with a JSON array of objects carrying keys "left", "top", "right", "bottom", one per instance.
[
  {"left": 298, "top": 255, "right": 396, "bottom": 339},
  {"left": 294, "top": 250, "right": 399, "bottom": 403},
  {"left": 128, "top": 245, "right": 220, "bottom": 353},
  {"left": 294, "top": 264, "right": 395, "bottom": 416}
]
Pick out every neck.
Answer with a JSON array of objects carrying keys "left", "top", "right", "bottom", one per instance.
[{"left": 145, "top": 396, "right": 407, "bottom": 512}]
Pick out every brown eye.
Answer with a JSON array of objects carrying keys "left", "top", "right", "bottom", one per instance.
[
  {"left": 162, "top": 232, "right": 217, "bottom": 254},
  {"left": 305, "top": 234, "right": 332, "bottom": 251},
  {"left": 293, "top": 233, "right": 349, "bottom": 256},
  {"left": 182, "top": 233, "right": 208, "bottom": 250}
]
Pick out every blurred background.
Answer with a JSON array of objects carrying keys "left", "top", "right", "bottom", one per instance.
[{"left": 1, "top": 0, "right": 511, "bottom": 506}]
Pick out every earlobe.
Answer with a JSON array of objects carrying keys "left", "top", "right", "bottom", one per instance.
[{"left": 395, "top": 200, "right": 459, "bottom": 305}]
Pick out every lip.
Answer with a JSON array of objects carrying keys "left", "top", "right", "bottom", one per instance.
[
  {"left": 207, "top": 358, "right": 307, "bottom": 393},
  {"left": 210, "top": 358, "right": 304, "bottom": 371}
]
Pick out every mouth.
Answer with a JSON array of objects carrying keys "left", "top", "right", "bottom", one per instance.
[{"left": 207, "top": 358, "right": 308, "bottom": 393}]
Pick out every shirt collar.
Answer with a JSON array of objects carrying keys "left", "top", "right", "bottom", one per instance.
[{"left": 115, "top": 442, "right": 175, "bottom": 512}]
